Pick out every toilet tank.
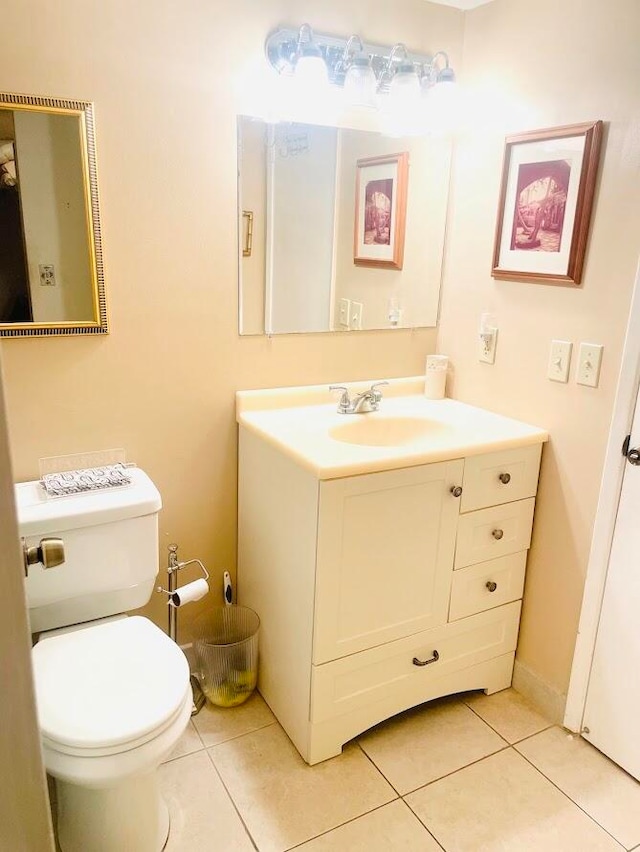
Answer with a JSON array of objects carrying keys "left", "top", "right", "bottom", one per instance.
[{"left": 16, "top": 468, "right": 162, "bottom": 633}]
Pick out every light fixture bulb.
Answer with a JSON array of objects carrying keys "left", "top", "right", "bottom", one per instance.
[
  {"left": 294, "top": 50, "right": 329, "bottom": 88},
  {"left": 424, "top": 69, "right": 460, "bottom": 134},
  {"left": 389, "top": 62, "right": 420, "bottom": 102},
  {"left": 343, "top": 56, "right": 377, "bottom": 109},
  {"left": 436, "top": 65, "right": 456, "bottom": 85},
  {"left": 288, "top": 39, "right": 337, "bottom": 124}
]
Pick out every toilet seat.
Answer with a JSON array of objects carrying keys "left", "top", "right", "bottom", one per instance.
[
  {"left": 33, "top": 615, "right": 190, "bottom": 755},
  {"left": 41, "top": 696, "right": 188, "bottom": 758}
]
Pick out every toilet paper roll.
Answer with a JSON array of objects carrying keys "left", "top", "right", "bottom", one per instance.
[{"left": 168, "top": 578, "right": 209, "bottom": 607}]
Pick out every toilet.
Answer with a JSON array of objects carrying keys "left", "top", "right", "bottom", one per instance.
[{"left": 16, "top": 468, "right": 192, "bottom": 852}]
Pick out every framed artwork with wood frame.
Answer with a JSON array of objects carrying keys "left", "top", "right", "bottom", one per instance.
[
  {"left": 354, "top": 152, "right": 409, "bottom": 270},
  {"left": 492, "top": 121, "right": 603, "bottom": 285}
]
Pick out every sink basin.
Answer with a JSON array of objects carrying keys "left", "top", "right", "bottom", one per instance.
[{"left": 329, "top": 416, "right": 448, "bottom": 447}]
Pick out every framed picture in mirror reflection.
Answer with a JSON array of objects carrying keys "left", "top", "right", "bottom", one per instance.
[{"left": 354, "top": 152, "right": 408, "bottom": 270}]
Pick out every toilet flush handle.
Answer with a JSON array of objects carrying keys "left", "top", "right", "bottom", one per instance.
[{"left": 22, "top": 537, "right": 65, "bottom": 577}]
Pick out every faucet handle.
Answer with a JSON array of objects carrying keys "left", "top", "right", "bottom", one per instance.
[
  {"left": 370, "top": 381, "right": 389, "bottom": 400},
  {"left": 329, "top": 385, "right": 351, "bottom": 413}
]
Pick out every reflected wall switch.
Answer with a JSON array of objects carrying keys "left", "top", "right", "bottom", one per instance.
[
  {"left": 39, "top": 264, "right": 56, "bottom": 286},
  {"left": 577, "top": 342, "right": 603, "bottom": 387},
  {"left": 351, "top": 301, "right": 363, "bottom": 331},
  {"left": 387, "top": 298, "right": 402, "bottom": 327},
  {"left": 338, "top": 298, "right": 351, "bottom": 329},
  {"left": 548, "top": 340, "right": 572, "bottom": 383}
]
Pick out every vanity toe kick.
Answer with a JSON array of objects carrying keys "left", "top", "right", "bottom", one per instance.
[{"left": 306, "top": 602, "right": 520, "bottom": 764}]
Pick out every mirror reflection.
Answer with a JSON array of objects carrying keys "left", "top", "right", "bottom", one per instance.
[
  {"left": 238, "top": 116, "right": 451, "bottom": 335},
  {"left": 0, "top": 94, "right": 107, "bottom": 337}
]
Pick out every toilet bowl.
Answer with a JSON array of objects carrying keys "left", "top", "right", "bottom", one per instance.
[
  {"left": 33, "top": 615, "right": 191, "bottom": 851},
  {"left": 17, "top": 467, "right": 190, "bottom": 850}
]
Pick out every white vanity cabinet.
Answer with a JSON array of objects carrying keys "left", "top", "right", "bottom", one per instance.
[{"left": 238, "top": 421, "right": 543, "bottom": 765}]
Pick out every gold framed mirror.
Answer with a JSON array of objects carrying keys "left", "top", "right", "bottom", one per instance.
[{"left": 0, "top": 92, "right": 107, "bottom": 337}]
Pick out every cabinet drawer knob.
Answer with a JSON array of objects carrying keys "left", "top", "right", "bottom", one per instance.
[
  {"left": 450, "top": 486, "right": 463, "bottom": 498},
  {"left": 492, "top": 528, "right": 504, "bottom": 540},
  {"left": 412, "top": 650, "right": 440, "bottom": 667},
  {"left": 486, "top": 580, "right": 498, "bottom": 592},
  {"left": 498, "top": 472, "right": 511, "bottom": 484}
]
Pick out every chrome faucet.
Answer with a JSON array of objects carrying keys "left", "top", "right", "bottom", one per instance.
[{"left": 329, "top": 382, "right": 389, "bottom": 414}]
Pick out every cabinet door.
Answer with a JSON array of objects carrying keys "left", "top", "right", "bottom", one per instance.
[{"left": 313, "top": 460, "right": 464, "bottom": 664}]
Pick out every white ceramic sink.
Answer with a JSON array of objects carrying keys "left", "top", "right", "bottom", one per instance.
[
  {"left": 236, "top": 377, "right": 548, "bottom": 479},
  {"left": 329, "top": 416, "right": 449, "bottom": 447}
]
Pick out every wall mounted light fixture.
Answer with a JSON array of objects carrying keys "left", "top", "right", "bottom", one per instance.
[{"left": 265, "top": 24, "right": 456, "bottom": 116}]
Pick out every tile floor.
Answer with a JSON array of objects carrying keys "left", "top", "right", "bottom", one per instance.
[{"left": 56, "top": 687, "right": 640, "bottom": 851}]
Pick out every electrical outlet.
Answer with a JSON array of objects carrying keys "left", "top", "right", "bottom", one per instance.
[
  {"left": 338, "top": 298, "right": 351, "bottom": 329},
  {"left": 478, "top": 312, "right": 498, "bottom": 364},
  {"left": 351, "top": 301, "right": 363, "bottom": 331},
  {"left": 577, "top": 342, "right": 604, "bottom": 387},
  {"left": 39, "top": 264, "right": 56, "bottom": 286},
  {"left": 478, "top": 328, "right": 498, "bottom": 364},
  {"left": 547, "top": 340, "right": 572, "bottom": 383}
]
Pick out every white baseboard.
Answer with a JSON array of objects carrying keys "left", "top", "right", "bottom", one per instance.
[{"left": 512, "top": 659, "right": 567, "bottom": 726}]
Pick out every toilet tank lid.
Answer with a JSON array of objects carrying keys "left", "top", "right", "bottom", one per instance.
[{"left": 15, "top": 467, "right": 162, "bottom": 536}]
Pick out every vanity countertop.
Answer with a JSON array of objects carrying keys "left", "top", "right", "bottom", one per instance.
[{"left": 236, "top": 377, "right": 548, "bottom": 480}]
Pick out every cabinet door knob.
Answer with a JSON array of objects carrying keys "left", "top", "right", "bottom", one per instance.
[
  {"left": 492, "top": 528, "right": 504, "bottom": 540},
  {"left": 486, "top": 580, "right": 498, "bottom": 592},
  {"left": 498, "top": 472, "right": 511, "bottom": 484},
  {"left": 412, "top": 650, "right": 440, "bottom": 667},
  {"left": 450, "top": 486, "right": 463, "bottom": 498}
]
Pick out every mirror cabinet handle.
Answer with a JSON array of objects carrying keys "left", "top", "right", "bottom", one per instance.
[{"left": 412, "top": 650, "right": 440, "bottom": 667}]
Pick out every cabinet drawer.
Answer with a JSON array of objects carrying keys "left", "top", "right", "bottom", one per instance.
[
  {"left": 311, "top": 602, "right": 521, "bottom": 723},
  {"left": 449, "top": 552, "right": 526, "bottom": 621},
  {"left": 461, "top": 445, "right": 542, "bottom": 513},
  {"left": 455, "top": 498, "right": 535, "bottom": 569}
]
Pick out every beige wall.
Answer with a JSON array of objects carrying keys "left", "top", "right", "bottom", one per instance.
[
  {"left": 439, "top": 0, "right": 640, "bottom": 700},
  {"left": 0, "top": 0, "right": 459, "bottom": 643}
]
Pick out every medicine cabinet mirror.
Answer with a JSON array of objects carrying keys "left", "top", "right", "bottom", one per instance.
[
  {"left": 0, "top": 92, "right": 107, "bottom": 338},
  {"left": 237, "top": 115, "right": 452, "bottom": 335}
]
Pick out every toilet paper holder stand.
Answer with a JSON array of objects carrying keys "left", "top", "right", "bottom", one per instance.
[
  {"left": 156, "top": 544, "right": 210, "bottom": 618},
  {"left": 157, "top": 542, "right": 210, "bottom": 715}
]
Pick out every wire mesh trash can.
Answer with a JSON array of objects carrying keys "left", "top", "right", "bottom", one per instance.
[{"left": 193, "top": 605, "right": 260, "bottom": 708}]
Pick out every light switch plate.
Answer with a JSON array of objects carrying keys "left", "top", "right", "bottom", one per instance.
[
  {"left": 351, "top": 301, "right": 363, "bottom": 331},
  {"left": 577, "top": 342, "right": 604, "bottom": 387},
  {"left": 338, "top": 298, "right": 351, "bottom": 329},
  {"left": 547, "top": 340, "right": 572, "bottom": 383}
]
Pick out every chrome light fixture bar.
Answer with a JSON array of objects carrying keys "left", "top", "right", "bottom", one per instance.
[{"left": 265, "top": 25, "right": 455, "bottom": 95}]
